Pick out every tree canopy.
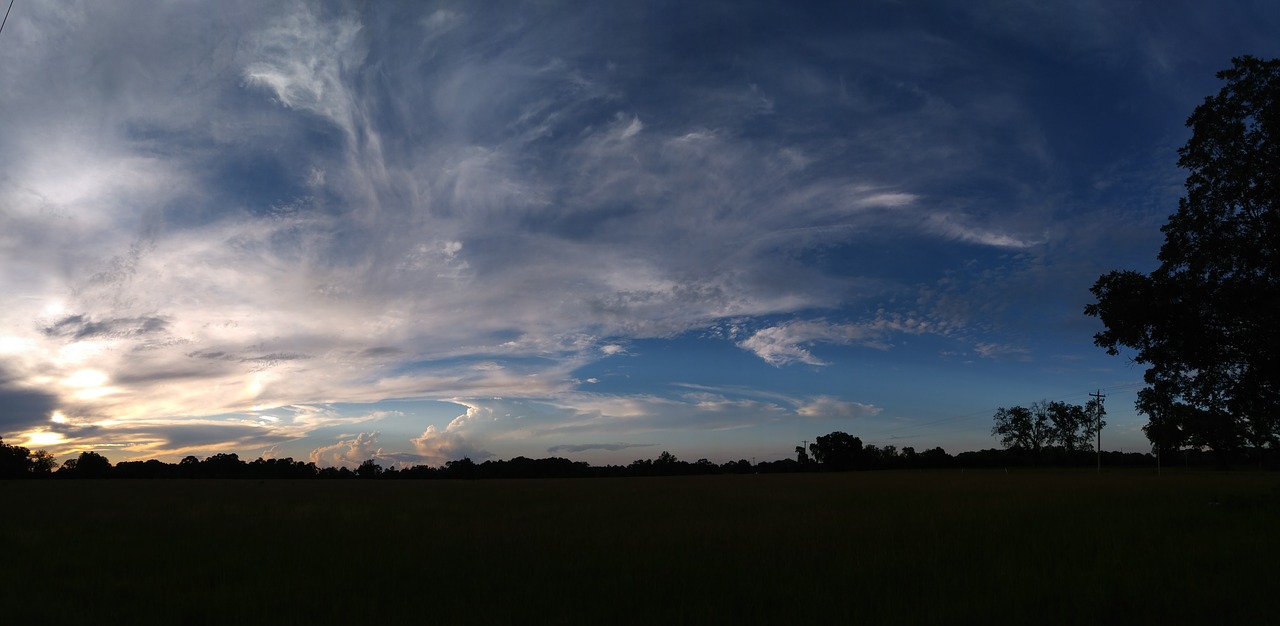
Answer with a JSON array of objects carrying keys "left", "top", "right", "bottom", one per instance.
[
  {"left": 0, "top": 438, "right": 57, "bottom": 477},
  {"left": 991, "top": 400, "right": 1103, "bottom": 461},
  {"left": 1085, "top": 56, "right": 1280, "bottom": 460}
]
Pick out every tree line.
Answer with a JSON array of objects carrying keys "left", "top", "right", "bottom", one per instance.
[{"left": 0, "top": 429, "right": 1162, "bottom": 480}]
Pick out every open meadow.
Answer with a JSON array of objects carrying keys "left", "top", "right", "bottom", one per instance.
[{"left": 2, "top": 470, "right": 1276, "bottom": 624}]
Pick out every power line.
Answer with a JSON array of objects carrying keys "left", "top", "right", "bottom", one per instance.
[{"left": 0, "top": 0, "right": 13, "bottom": 39}]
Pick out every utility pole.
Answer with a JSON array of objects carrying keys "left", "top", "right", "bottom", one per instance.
[{"left": 1090, "top": 390, "right": 1106, "bottom": 475}]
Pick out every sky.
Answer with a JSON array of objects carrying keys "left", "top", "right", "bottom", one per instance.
[{"left": 1, "top": 1, "right": 1277, "bottom": 469}]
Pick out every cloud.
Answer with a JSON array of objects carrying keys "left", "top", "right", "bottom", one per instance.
[
  {"left": 923, "top": 213, "right": 1040, "bottom": 249},
  {"left": 546, "top": 442, "right": 654, "bottom": 454},
  {"left": 309, "top": 432, "right": 384, "bottom": 469},
  {"left": 738, "top": 320, "right": 894, "bottom": 366},
  {"left": 25, "top": 419, "right": 291, "bottom": 461},
  {"left": 795, "top": 396, "right": 882, "bottom": 420},
  {"left": 439, "top": 392, "right": 789, "bottom": 446},
  {"left": 242, "top": 5, "right": 365, "bottom": 139},
  {"left": 411, "top": 425, "right": 492, "bottom": 467},
  {"left": 0, "top": 366, "right": 59, "bottom": 432},
  {"left": 42, "top": 315, "right": 170, "bottom": 341},
  {"left": 973, "top": 342, "right": 1032, "bottom": 361}
]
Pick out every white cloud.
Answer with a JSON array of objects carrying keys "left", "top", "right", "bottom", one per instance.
[
  {"left": 243, "top": 6, "right": 365, "bottom": 136},
  {"left": 309, "top": 432, "right": 383, "bottom": 468},
  {"left": 973, "top": 342, "right": 1032, "bottom": 361},
  {"left": 411, "top": 424, "right": 492, "bottom": 467},
  {"left": 795, "top": 396, "right": 882, "bottom": 420},
  {"left": 738, "top": 320, "right": 893, "bottom": 367},
  {"left": 421, "top": 9, "right": 462, "bottom": 40},
  {"left": 852, "top": 191, "right": 919, "bottom": 209},
  {"left": 923, "top": 213, "right": 1039, "bottom": 249},
  {"left": 619, "top": 115, "right": 643, "bottom": 140}
]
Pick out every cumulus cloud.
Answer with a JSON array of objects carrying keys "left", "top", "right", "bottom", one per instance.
[
  {"left": 309, "top": 432, "right": 384, "bottom": 469},
  {"left": 411, "top": 425, "right": 492, "bottom": 467}
]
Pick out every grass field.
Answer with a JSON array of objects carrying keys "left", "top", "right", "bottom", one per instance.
[{"left": 1, "top": 470, "right": 1276, "bottom": 624}]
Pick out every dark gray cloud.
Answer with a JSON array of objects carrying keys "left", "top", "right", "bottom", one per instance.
[
  {"left": 0, "top": 367, "right": 58, "bottom": 433},
  {"left": 43, "top": 314, "right": 170, "bottom": 341},
  {"left": 157, "top": 424, "right": 289, "bottom": 452},
  {"left": 357, "top": 347, "right": 403, "bottom": 358},
  {"left": 187, "top": 350, "right": 310, "bottom": 365}
]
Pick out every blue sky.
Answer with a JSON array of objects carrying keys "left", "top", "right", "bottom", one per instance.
[{"left": 1, "top": 1, "right": 1277, "bottom": 467}]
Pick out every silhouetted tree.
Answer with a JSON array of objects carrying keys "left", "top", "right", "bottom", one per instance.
[
  {"left": 920, "top": 447, "right": 950, "bottom": 468},
  {"left": 356, "top": 458, "right": 384, "bottom": 478},
  {"left": 627, "top": 458, "right": 653, "bottom": 476},
  {"left": 0, "top": 439, "right": 34, "bottom": 478},
  {"left": 1040, "top": 400, "right": 1104, "bottom": 454},
  {"left": 247, "top": 457, "right": 319, "bottom": 479},
  {"left": 202, "top": 453, "right": 245, "bottom": 478},
  {"left": 651, "top": 451, "right": 689, "bottom": 475},
  {"left": 901, "top": 446, "right": 917, "bottom": 466},
  {"left": 444, "top": 457, "right": 476, "bottom": 479},
  {"left": 28, "top": 450, "right": 57, "bottom": 475},
  {"left": 810, "top": 431, "right": 864, "bottom": 471},
  {"left": 64, "top": 451, "right": 112, "bottom": 478},
  {"left": 991, "top": 406, "right": 1049, "bottom": 459},
  {"left": 115, "top": 459, "right": 176, "bottom": 479},
  {"left": 1086, "top": 56, "right": 1280, "bottom": 462},
  {"left": 755, "top": 458, "right": 802, "bottom": 473},
  {"left": 175, "top": 455, "right": 202, "bottom": 478},
  {"left": 1139, "top": 388, "right": 1189, "bottom": 460}
]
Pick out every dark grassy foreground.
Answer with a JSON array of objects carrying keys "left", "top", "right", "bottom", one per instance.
[{"left": 1, "top": 470, "right": 1276, "bottom": 624}]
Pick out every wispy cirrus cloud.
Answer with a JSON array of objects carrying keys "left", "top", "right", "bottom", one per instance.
[{"left": 737, "top": 320, "right": 900, "bottom": 366}]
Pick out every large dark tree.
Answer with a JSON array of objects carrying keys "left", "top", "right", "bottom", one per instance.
[
  {"left": 63, "top": 451, "right": 112, "bottom": 478},
  {"left": 0, "top": 439, "right": 57, "bottom": 477},
  {"left": 0, "top": 439, "right": 33, "bottom": 478},
  {"left": 1046, "top": 400, "right": 1104, "bottom": 453},
  {"left": 991, "top": 406, "right": 1048, "bottom": 456},
  {"left": 991, "top": 400, "right": 1104, "bottom": 461},
  {"left": 1086, "top": 56, "right": 1280, "bottom": 460},
  {"left": 809, "top": 431, "right": 865, "bottom": 471}
]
